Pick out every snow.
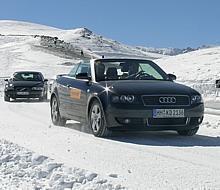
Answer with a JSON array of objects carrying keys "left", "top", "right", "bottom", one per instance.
[
  {"left": 0, "top": 140, "right": 124, "bottom": 190},
  {"left": 0, "top": 20, "right": 61, "bottom": 36},
  {"left": 0, "top": 99, "right": 220, "bottom": 190},
  {"left": 0, "top": 20, "right": 220, "bottom": 189}
]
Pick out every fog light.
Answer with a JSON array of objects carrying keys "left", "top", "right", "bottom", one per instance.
[{"left": 124, "top": 119, "right": 130, "bottom": 124}]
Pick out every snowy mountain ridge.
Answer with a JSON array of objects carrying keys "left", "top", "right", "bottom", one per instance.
[
  {"left": 136, "top": 45, "right": 215, "bottom": 56},
  {"left": 0, "top": 20, "right": 210, "bottom": 58}
]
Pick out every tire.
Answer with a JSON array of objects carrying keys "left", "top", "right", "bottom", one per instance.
[
  {"left": 44, "top": 92, "right": 48, "bottom": 100},
  {"left": 177, "top": 127, "right": 199, "bottom": 136},
  {"left": 51, "top": 95, "right": 66, "bottom": 126},
  {"left": 88, "top": 100, "right": 112, "bottom": 137},
  {"left": 39, "top": 93, "right": 47, "bottom": 102},
  {"left": 4, "top": 95, "right": 10, "bottom": 102}
]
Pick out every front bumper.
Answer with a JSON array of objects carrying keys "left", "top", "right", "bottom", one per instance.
[
  {"left": 105, "top": 104, "right": 204, "bottom": 131},
  {"left": 5, "top": 89, "right": 44, "bottom": 99}
]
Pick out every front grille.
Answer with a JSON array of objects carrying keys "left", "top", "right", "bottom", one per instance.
[
  {"left": 148, "top": 118, "right": 188, "bottom": 126},
  {"left": 15, "top": 87, "right": 30, "bottom": 92},
  {"left": 142, "top": 95, "right": 190, "bottom": 106}
]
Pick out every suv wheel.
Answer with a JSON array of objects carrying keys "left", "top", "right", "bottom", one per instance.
[
  {"left": 51, "top": 95, "right": 66, "bottom": 126},
  {"left": 177, "top": 127, "right": 199, "bottom": 136},
  {"left": 89, "top": 100, "right": 112, "bottom": 137}
]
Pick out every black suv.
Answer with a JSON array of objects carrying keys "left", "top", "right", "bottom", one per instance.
[
  {"left": 50, "top": 58, "right": 204, "bottom": 137},
  {"left": 4, "top": 71, "right": 48, "bottom": 102}
]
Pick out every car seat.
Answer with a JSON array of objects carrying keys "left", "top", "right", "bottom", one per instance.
[{"left": 106, "top": 67, "right": 118, "bottom": 80}]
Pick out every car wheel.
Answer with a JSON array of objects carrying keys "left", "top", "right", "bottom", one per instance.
[
  {"left": 39, "top": 93, "right": 47, "bottom": 102},
  {"left": 4, "top": 95, "right": 10, "bottom": 102},
  {"left": 177, "top": 127, "right": 199, "bottom": 136},
  {"left": 51, "top": 95, "right": 66, "bottom": 126},
  {"left": 89, "top": 100, "right": 112, "bottom": 137}
]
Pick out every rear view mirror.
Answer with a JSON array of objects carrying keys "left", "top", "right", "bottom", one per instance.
[
  {"left": 44, "top": 79, "right": 48, "bottom": 82},
  {"left": 167, "top": 74, "right": 177, "bottom": 81},
  {"left": 4, "top": 79, "right": 8, "bottom": 82}
]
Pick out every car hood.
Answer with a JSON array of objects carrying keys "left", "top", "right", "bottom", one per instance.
[
  {"left": 100, "top": 80, "right": 197, "bottom": 95},
  {"left": 10, "top": 81, "right": 44, "bottom": 87}
]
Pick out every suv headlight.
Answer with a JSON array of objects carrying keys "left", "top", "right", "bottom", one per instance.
[
  {"left": 191, "top": 95, "right": 203, "bottom": 104},
  {"left": 32, "top": 87, "right": 44, "bottom": 90},
  {"left": 111, "top": 95, "right": 135, "bottom": 103},
  {"left": 5, "top": 83, "right": 14, "bottom": 89}
]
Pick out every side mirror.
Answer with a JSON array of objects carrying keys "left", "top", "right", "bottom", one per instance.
[
  {"left": 56, "top": 74, "right": 67, "bottom": 79},
  {"left": 76, "top": 73, "right": 91, "bottom": 80},
  {"left": 167, "top": 74, "right": 177, "bottom": 81},
  {"left": 4, "top": 79, "right": 8, "bottom": 82}
]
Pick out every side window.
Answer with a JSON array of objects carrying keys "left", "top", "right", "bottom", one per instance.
[
  {"left": 68, "top": 64, "right": 79, "bottom": 77},
  {"left": 76, "top": 63, "right": 91, "bottom": 76}
]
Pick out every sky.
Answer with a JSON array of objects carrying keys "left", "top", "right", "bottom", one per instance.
[{"left": 0, "top": 0, "right": 220, "bottom": 48}]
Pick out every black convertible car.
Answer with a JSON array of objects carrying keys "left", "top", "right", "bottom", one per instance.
[
  {"left": 4, "top": 71, "right": 48, "bottom": 102},
  {"left": 50, "top": 58, "right": 204, "bottom": 137}
]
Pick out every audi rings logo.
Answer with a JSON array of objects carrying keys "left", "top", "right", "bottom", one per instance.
[{"left": 159, "top": 97, "right": 176, "bottom": 104}]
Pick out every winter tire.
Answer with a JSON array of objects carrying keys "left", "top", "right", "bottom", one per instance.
[
  {"left": 89, "top": 100, "right": 112, "bottom": 137},
  {"left": 177, "top": 127, "right": 199, "bottom": 136},
  {"left": 51, "top": 95, "right": 66, "bottom": 126},
  {"left": 4, "top": 95, "right": 10, "bottom": 102}
]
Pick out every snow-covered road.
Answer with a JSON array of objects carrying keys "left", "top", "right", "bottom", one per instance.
[{"left": 0, "top": 98, "right": 220, "bottom": 190}]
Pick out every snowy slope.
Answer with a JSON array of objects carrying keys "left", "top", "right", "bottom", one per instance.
[
  {"left": 156, "top": 46, "right": 220, "bottom": 99},
  {"left": 0, "top": 20, "right": 167, "bottom": 60},
  {"left": 0, "top": 35, "right": 74, "bottom": 78},
  {"left": 156, "top": 46, "right": 220, "bottom": 82},
  {"left": 0, "top": 20, "right": 61, "bottom": 36},
  {"left": 58, "top": 28, "right": 167, "bottom": 59}
]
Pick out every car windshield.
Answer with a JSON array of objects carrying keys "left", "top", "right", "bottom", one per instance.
[
  {"left": 13, "top": 72, "right": 43, "bottom": 81},
  {"left": 94, "top": 59, "right": 169, "bottom": 82}
]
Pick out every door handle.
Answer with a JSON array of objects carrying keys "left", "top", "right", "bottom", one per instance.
[{"left": 67, "top": 84, "right": 71, "bottom": 88}]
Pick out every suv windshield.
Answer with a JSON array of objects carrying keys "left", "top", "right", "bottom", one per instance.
[
  {"left": 95, "top": 59, "right": 168, "bottom": 82},
  {"left": 13, "top": 72, "right": 43, "bottom": 81}
]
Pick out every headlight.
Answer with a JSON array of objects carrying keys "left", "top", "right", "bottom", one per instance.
[
  {"left": 191, "top": 95, "right": 203, "bottom": 104},
  {"left": 111, "top": 95, "right": 135, "bottom": 103},
  {"left": 5, "top": 84, "right": 13, "bottom": 89},
  {"left": 32, "top": 87, "right": 44, "bottom": 90}
]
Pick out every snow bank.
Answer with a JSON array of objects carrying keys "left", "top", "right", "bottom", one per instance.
[{"left": 0, "top": 139, "right": 126, "bottom": 190}]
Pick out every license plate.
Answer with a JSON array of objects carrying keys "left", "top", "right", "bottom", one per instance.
[
  {"left": 153, "top": 109, "right": 184, "bottom": 118},
  {"left": 17, "top": 92, "right": 29, "bottom": 95}
]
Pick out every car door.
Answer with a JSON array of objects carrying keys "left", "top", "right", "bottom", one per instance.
[
  {"left": 64, "top": 62, "right": 91, "bottom": 122},
  {"left": 57, "top": 64, "right": 79, "bottom": 118}
]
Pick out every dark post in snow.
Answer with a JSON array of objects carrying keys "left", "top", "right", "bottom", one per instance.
[
  {"left": 216, "top": 79, "right": 220, "bottom": 88},
  {"left": 81, "top": 50, "right": 84, "bottom": 57},
  {"left": 216, "top": 79, "right": 220, "bottom": 97}
]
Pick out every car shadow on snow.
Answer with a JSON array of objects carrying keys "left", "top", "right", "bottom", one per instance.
[
  {"left": 108, "top": 131, "right": 220, "bottom": 147},
  {"left": 65, "top": 123, "right": 92, "bottom": 134},
  {"left": 63, "top": 122, "right": 220, "bottom": 147}
]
